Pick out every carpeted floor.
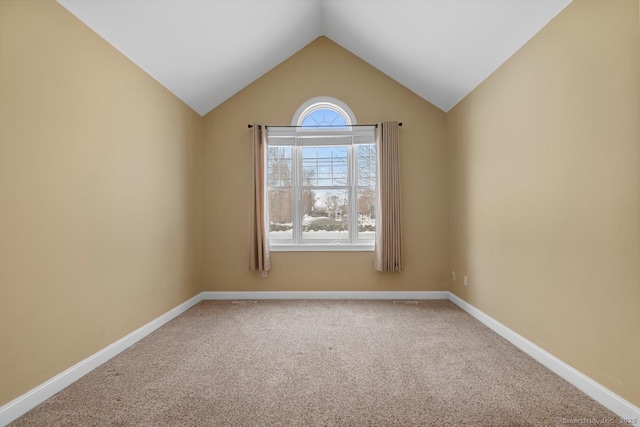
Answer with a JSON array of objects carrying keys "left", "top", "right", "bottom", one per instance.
[{"left": 11, "top": 300, "right": 619, "bottom": 426}]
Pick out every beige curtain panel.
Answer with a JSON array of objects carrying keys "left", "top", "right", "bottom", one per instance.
[
  {"left": 375, "top": 121, "right": 403, "bottom": 272},
  {"left": 249, "top": 124, "right": 271, "bottom": 274}
]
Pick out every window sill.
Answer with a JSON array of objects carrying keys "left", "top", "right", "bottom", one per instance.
[{"left": 270, "top": 243, "right": 375, "bottom": 252}]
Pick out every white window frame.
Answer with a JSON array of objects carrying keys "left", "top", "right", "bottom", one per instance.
[{"left": 267, "top": 98, "right": 376, "bottom": 252}]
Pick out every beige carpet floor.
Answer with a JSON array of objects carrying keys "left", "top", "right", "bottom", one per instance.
[{"left": 11, "top": 300, "right": 619, "bottom": 426}]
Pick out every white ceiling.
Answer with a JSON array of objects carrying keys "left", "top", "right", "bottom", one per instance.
[{"left": 57, "top": 0, "right": 572, "bottom": 116}]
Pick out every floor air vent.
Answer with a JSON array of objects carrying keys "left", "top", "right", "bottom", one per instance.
[
  {"left": 393, "top": 300, "right": 419, "bottom": 304},
  {"left": 232, "top": 300, "right": 258, "bottom": 305}
]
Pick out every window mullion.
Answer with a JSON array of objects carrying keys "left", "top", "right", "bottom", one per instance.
[
  {"left": 293, "top": 144, "right": 301, "bottom": 244},
  {"left": 349, "top": 142, "right": 357, "bottom": 244}
]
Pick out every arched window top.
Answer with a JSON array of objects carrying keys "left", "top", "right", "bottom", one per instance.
[
  {"left": 292, "top": 96, "right": 357, "bottom": 130},
  {"left": 300, "top": 108, "right": 348, "bottom": 128}
]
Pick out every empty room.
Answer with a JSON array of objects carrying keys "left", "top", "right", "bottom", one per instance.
[{"left": 1, "top": 0, "right": 638, "bottom": 425}]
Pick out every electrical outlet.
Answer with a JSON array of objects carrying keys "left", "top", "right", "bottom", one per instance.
[
  {"left": 451, "top": 271, "right": 456, "bottom": 280},
  {"left": 464, "top": 276, "right": 468, "bottom": 286}
]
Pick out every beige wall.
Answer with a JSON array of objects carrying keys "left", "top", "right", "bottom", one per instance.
[
  {"left": 202, "top": 37, "right": 448, "bottom": 292},
  {"left": 447, "top": 0, "right": 640, "bottom": 406},
  {"left": 0, "top": 1, "right": 203, "bottom": 405}
]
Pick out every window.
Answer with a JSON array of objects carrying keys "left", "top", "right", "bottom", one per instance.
[{"left": 267, "top": 97, "right": 376, "bottom": 251}]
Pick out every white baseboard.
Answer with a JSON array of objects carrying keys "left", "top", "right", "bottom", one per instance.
[
  {"left": 2, "top": 290, "right": 638, "bottom": 426},
  {"left": 447, "top": 292, "right": 640, "bottom": 422},
  {"left": 0, "top": 293, "right": 203, "bottom": 427},
  {"left": 201, "top": 290, "right": 450, "bottom": 300}
]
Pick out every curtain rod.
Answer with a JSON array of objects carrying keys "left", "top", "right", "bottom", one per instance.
[{"left": 247, "top": 123, "right": 402, "bottom": 129}]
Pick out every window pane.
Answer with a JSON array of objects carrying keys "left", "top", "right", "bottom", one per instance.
[
  {"left": 301, "top": 108, "right": 348, "bottom": 129},
  {"left": 302, "top": 145, "right": 348, "bottom": 187},
  {"left": 357, "top": 144, "right": 376, "bottom": 187},
  {"left": 302, "top": 189, "right": 349, "bottom": 241},
  {"left": 267, "top": 146, "right": 292, "bottom": 187},
  {"left": 358, "top": 188, "right": 376, "bottom": 240},
  {"left": 268, "top": 188, "right": 293, "bottom": 240}
]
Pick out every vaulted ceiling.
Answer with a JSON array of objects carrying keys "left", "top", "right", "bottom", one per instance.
[{"left": 57, "top": 0, "right": 572, "bottom": 116}]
